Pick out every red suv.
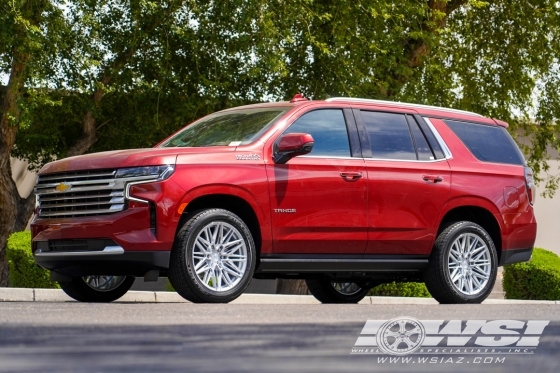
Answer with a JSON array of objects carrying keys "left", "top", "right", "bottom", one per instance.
[{"left": 31, "top": 95, "right": 537, "bottom": 304}]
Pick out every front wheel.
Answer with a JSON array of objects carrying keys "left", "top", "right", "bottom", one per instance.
[
  {"left": 168, "top": 208, "right": 257, "bottom": 303},
  {"left": 59, "top": 275, "right": 135, "bottom": 303},
  {"left": 306, "top": 278, "right": 370, "bottom": 304},
  {"left": 424, "top": 221, "right": 498, "bottom": 304}
]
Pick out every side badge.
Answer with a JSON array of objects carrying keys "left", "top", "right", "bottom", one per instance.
[{"left": 274, "top": 209, "right": 296, "bottom": 213}]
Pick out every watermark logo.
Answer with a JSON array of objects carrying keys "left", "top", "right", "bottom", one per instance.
[
  {"left": 376, "top": 317, "right": 425, "bottom": 355},
  {"left": 352, "top": 317, "right": 550, "bottom": 363}
]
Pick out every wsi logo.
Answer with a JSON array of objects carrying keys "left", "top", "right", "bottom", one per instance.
[{"left": 352, "top": 317, "right": 550, "bottom": 356}]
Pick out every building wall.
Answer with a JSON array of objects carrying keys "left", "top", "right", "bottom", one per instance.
[
  {"left": 11, "top": 157, "right": 560, "bottom": 255},
  {"left": 533, "top": 160, "right": 560, "bottom": 255}
]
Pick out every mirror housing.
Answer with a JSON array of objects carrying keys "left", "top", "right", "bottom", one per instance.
[{"left": 274, "top": 133, "right": 314, "bottom": 164}]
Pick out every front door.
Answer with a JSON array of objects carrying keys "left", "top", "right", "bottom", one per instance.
[{"left": 266, "top": 108, "right": 368, "bottom": 254}]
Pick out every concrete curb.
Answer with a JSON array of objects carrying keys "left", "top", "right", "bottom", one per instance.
[{"left": 0, "top": 288, "right": 559, "bottom": 304}]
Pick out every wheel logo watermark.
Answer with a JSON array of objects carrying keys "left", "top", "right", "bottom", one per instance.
[
  {"left": 376, "top": 317, "right": 425, "bottom": 355},
  {"left": 352, "top": 317, "right": 551, "bottom": 364}
]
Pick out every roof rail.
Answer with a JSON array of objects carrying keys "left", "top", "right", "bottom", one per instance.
[{"left": 325, "top": 97, "right": 483, "bottom": 117}]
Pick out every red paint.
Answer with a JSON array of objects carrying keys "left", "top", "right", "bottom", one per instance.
[{"left": 31, "top": 99, "right": 536, "bottom": 262}]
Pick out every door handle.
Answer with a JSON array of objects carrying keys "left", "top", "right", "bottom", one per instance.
[
  {"left": 340, "top": 171, "right": 363, "bottom": 181},
  {"left": 423, "top": 175, "right": 443, "bottom": 183}
]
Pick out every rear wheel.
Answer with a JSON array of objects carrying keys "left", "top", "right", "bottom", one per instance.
[
  {"left": 306, "top": 278, "right": 370, "bottom": 304},
  {"left": 59, "top": 275, "right": 135, "bottom": 303},
  {"left": 424, "top": 221, "right": 498, "bottom": 304},
  {"left": 168, "top": 208, "right": 256, "bottom": 303}
]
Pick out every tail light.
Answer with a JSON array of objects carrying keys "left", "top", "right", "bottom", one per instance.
[{"left": 524, "top": 167, "right": 536, "bottom": 205}]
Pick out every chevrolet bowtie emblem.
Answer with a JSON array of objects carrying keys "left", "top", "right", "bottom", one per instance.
[{"left": 55, "top": 183, "right": 71, "bottom": 192}]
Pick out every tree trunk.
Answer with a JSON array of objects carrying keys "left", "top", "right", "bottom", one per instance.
[
  {"left": 0, "top": 50, "right": 34, "bottom": 286},
  {"left": 276, "top": 279, "right": 309, "bottom": 295}
]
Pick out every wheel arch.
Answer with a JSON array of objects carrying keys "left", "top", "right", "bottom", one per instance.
[
  {"left": 437, "top": 205, "right": 503, "bottom": 262},
  {"left": 177, "top": 187, "right": 266, "bottom": 257}
]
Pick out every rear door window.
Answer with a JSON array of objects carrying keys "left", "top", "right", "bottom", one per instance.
[
  {"left": 360, "top": 111, "right": 416, "bottom": 160},
  {"left": 408, "top": 117, "right": 435, "bottom": 161},
  {"left": 444, "top": 120, "right": 525, "bottom": 165}
]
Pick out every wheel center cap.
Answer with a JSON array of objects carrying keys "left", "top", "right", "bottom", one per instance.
[
  {"left": 211, "top": 252, "right": 220, "bottom": 264},
  {"left": 461, "top": 260, "right": 469, "bottom": 270}
]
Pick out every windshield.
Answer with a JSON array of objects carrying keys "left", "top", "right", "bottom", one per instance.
[{"left": 160, "top": 107, "right": 289, "bottom": 147}]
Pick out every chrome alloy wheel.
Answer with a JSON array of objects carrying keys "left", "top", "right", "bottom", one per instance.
[
  {"left": 331, "top": 282, "right": 362, "bottom": 295},
  {"left": 447, "top": 232, "right": 492, "bottom": 295},
  {"left": 83, "top": 276, "right": 126, "bottom": 292},
  {"left": 191, "top": 221, "right": 248, "bottom": 292}
]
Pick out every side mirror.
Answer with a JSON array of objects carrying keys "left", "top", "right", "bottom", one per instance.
[{"left": 274, "top": 133, "right": 314, "bottom": 164}]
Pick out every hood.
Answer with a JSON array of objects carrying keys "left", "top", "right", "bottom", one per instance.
[{"left": 39, "top": 147, "right": 235, "bottom": 175}]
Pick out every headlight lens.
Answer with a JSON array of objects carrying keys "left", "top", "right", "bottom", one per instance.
[{"left": 115, "top": 165, "right": 175, "bottom": 180}]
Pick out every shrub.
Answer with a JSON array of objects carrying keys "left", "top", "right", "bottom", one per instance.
[
  {"left": 503, "top": 248, "right": 560, "bottom": 300},
  {"left": 369, "top": 281, "right": 431, "bottom": 298},
  {"left": 6, "top": 231, "right": 59, "bottom": 289}
]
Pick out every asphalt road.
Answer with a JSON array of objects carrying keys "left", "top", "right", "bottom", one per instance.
[{"left": 0, "top": 302, "right": 559, "bottom": 373}]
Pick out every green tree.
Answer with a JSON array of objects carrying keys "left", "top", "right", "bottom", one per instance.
[{"left": 0, "top": 0, "right": 66, "bottom": 286}]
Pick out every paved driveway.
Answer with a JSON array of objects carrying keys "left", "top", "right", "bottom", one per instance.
[{"left": 0, "top": 302, "right": 558, "bottom": 373}]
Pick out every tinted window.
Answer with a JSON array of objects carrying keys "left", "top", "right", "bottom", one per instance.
[
  {"left": 445, "top": 120, "right": 525, "bottom": 165},
  {"left": 284, "top": 110, "right": 350, "bottom": 157},
  {"left": 161, "top": 108, "right": 288, "bottom": 147},
  {"left": 361, "top": 111, "right": 416, "bottom": 160},
  {"left": 408, "top": 117, "right": 435, "bottom": 161}
]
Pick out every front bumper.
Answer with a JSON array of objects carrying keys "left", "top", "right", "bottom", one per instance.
[{"left": 34, "top": 243, "right": 170, "bottom": 277}]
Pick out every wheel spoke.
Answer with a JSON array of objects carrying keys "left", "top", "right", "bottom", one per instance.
[
  {"left": 450, "top": 268, "right": 461, "bottom": 282},
  {"left": 222, "top": 264, "right": 243, "bottom": 278},
  {"left": 447, "top": 232, "right": 493, "bottom": 296},
  {"left": 189, "top": 221, "right": 248, "bottom": 293}
]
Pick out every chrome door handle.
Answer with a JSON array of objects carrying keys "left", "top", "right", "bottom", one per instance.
[
  {"left": 423, "top": 175, "right": 443, "bottom": 183},
  {"left": 340, "top": 172, "right": 363, "bottom": 181}
]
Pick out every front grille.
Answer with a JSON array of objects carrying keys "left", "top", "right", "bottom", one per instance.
[{"left": 35, "top": 169, "right": 125, "bottom": 218}]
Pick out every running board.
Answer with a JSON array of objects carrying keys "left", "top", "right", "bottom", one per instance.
[{"left": 257, "top": 258, "right": 428, "bottom": 273}]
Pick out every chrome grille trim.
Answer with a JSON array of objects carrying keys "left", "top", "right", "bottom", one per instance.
[{"left": 35, "top": 169, "right": 156, "bottom": 218}]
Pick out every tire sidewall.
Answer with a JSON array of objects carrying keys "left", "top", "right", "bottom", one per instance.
[
  {"left": 440, "top": 223, "right": 498, "bottom": 302},
  {"left": 330, "top": 282, "right": 369, "bottom": 303},
  {"left": 60, "top": 276, "right": 135, "bottom": 303},
  {"left": 180, "top": 210, "right": 256, "bottom": 300}
]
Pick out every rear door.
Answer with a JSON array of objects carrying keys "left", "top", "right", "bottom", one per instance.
[
  {"left": 266, "top": 108, "right": 368, "bottom": 254},
  {"left": 354, "top": 109, "right": 451, "bottom": 256}
]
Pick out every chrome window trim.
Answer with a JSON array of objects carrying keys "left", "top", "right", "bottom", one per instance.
[
  {"left": 298, "top": 155, "right": 361, "bottom": 160},
  {"left": 363, "top": 157, "right": 448, "bottom": 164},
  {"left": 296, "top": 155, "right": 448, "bottom": 163},
  {"left": 422, "top": 117, "right": 453, "bottom": 159},
  {"left": 34, "top": 245, "right": 125, "bottom": 257}
]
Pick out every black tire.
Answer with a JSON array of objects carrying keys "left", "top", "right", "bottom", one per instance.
[
  {"left": 59, "top": 276, "right": 135, "bottom": 303},
  {"left": 424, "top": 221, "right": 498, "bottom": 304},
  {"left": 168, "top": 208, "right": 257, "bottom": 303},
  {"left": 306, "top": 278, "right": 370, "bottom": 304}
]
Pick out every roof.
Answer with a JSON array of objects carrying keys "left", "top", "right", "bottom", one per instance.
[
  {"left": 325, "top": 97, "right": 484, "bottom": 118},
  {"left": 219, "top": 96, "right": 502, "bottom": 126}
]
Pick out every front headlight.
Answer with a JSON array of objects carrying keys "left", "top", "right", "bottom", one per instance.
[{"left": 115, "top": 165, "right": 175, "bottom": 180}]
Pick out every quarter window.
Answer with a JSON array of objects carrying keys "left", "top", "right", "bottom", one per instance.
[
  {"left": 444, "top": 120, "right": 525, "bottom": 165},
  {"left": 361, "top": 111, "right": 416, "bottom": 160},
  {"left": 284, "top": 109, "right": 351, "bottom": 157}
]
